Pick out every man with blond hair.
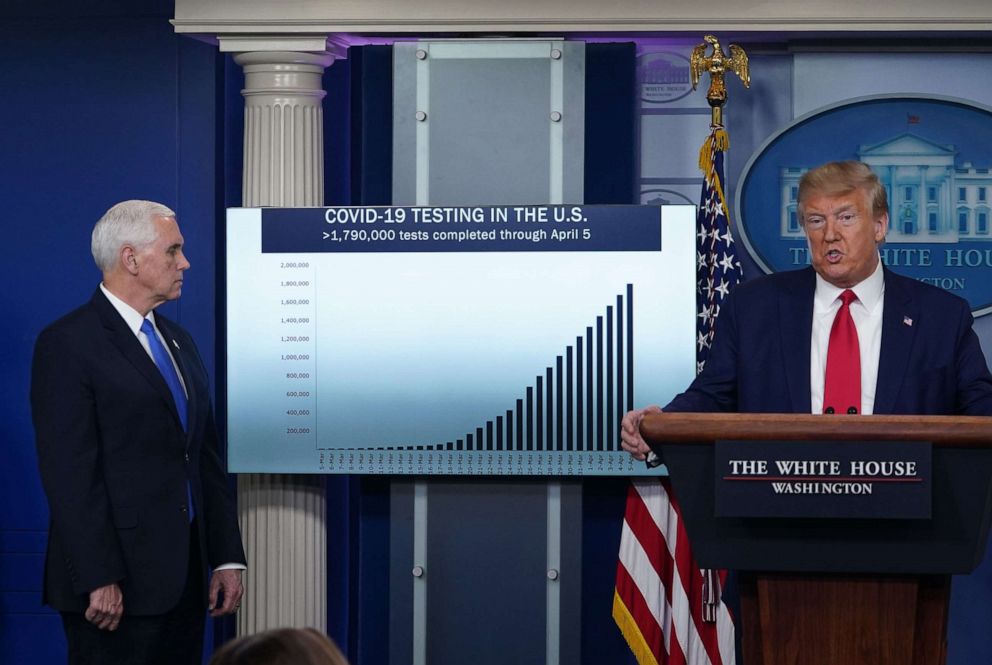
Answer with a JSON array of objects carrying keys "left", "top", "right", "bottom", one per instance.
[{"left": 623, "top": 160, "right": 992, "bottom": 459}]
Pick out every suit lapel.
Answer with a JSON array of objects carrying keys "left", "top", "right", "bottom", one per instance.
[
  {"left": 873, "top": 269, "right": 919, "bottom": 414},
  {"left": 779, "top": 268, "right": 815, "bottom": 414},
  {"left": 91, "top": 289, "right": 184, "bottom": 429}
]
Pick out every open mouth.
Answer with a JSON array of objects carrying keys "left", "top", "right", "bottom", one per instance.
[{"left": 825, "top": 249, "right": 843, "bottom": 263}]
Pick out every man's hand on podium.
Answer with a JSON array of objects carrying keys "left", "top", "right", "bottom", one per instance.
[{"left": 620, "top": 405, "right": 662, "bottom": 461}]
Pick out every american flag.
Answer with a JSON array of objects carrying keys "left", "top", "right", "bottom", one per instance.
[
  {"left": 696, "top": 130, "right": 744, "bottom": 373},
  {"left": 613, "top": 127, "right": 741, "bottom": 665}
]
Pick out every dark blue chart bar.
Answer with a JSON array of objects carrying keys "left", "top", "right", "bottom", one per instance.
[{"left": 261, "top": 205, "right": 662, "bottom": 253}]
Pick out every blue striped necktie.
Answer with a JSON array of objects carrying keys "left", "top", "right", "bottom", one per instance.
[{"left": 140, "top": 318, "right": 194, "bottom": 522}]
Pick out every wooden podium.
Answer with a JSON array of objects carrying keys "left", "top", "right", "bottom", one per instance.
[{"left": 640, "top": 413, "right": 992, "bottom": 665}]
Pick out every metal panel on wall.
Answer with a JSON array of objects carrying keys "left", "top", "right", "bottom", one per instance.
[
  {"left": 390, "top": 39, "right": 586, "bottom": 665},
  {"left": 393, "top": 40, "right": 584, "bottom": 206}
]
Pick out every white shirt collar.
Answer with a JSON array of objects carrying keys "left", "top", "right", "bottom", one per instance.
[
  {"left": 813, "top": 255, "right": 885, "bottom": 313},
  {"left": 100, "top": 283, "right": 158, "bottom": 336}
]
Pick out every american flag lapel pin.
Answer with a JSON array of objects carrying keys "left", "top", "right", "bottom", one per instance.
[{"left": 903, "top": 316, "right": 913, "bottom": 327}]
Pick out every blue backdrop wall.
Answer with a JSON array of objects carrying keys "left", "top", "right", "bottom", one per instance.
[{"left": 0, "top": 3, "right": 227, "bottom": 662}]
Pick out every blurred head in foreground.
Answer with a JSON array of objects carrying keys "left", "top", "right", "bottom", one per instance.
[{"left": 209, "top": 627, "right": 349, "bottom": 665}]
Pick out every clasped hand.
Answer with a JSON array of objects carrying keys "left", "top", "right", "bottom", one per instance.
[{"left": 620, "top": 405, "right": 662, "bottom": 461}]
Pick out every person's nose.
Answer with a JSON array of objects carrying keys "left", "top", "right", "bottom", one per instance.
[
  {"left": 822, "top": 217, "right": 840, "bottom": 241},
  {"left": 178, "top": 251, "right": 191, "bottom": 271}
]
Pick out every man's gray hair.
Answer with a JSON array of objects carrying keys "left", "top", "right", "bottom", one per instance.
[{"left": 91, "top": 200, "right": 176, "bottom": 273}]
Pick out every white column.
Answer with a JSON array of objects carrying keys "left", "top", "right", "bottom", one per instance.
[
  {"left": 919, "top": 167, "right": 927, "bottom": 233},
  {"left": 942, "top": 169, "right": 951, "bottom": 235},
  {"left": 237, "top": 474, "right": 327, "bottom": 632},
  {"left": 949, "top": 167, "right": 958, "bottom": 234},
  {"left": 235, "top": 51, "right": 335, "bottom": 207},
  {"left": 890, "top": 166, "right": 900, "bottom": 235},
  {"left": 233, "top": 48, "right": 335, "bottom": 634}
]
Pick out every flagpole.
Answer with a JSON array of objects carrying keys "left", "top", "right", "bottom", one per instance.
[{"left": 614, "top": 34, "right": 750, "bottom": 665}]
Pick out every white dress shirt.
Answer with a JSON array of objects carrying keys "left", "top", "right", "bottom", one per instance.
[
  {"left": 100, "top": 284, "right": 245, "bottom": 573},
  {"left": 100, "top": 284, "right": 187, "bottom": 395},
  {"left": 809, "top": 259, "right": 885, "bottom": 415}
]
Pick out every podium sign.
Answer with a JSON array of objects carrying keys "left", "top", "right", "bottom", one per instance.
[{"left": 715, "top": 440, "right": 932, "bottom": 519}]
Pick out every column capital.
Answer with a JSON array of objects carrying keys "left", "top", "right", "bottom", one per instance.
[
  {"left": 219, "top": 34, "right": 347, "bottom": 60},
  {"left": 236, "top": 48, "right": 332, "bottom": 207},
  {"left": 233, "top": 50, "right": 335, "bottom": 66},
  {"left": 235, "top": 50, "right": 334, "bottom": 99}
]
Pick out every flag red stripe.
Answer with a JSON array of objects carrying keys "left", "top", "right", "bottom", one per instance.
[
  {"left": 616, "top": 558, "right": 666, "bottom": 663},
  {"left": 624, "top": 484, "right": 678, "bottom": 607},
  {"left": 626, "top": 480, "right": 722, "bottom": 664},
  {"left": 665, "top": 480, "right": 728, "bottom": 665},
  {"left": 618, "top": 484, "right": 697, "bottom": 665}
]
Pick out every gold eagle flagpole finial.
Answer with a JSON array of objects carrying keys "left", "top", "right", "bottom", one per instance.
[{"left": 690, "top": 34, "right": 750, "bottom": 164}]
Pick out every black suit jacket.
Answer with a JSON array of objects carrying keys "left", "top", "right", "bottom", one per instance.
[
  {"left": 31, "top": 288, "right": 245, "bottom": 614},
  {"left": 666, "top": 267, "right": 992, "bottom": 416}
]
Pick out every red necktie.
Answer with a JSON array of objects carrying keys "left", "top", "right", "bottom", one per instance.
[{"left": 823, "top": 289, "right": 860, "bottom": 415}]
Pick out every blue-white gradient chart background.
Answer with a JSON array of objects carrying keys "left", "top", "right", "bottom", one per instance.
[{"left": 227, "top": 205, "right": 696, "bottom": 475}]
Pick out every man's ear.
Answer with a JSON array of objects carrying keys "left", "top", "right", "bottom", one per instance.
[
  {"left": 875, "top": 211, "right": 889, "bottom": 242},
  {"left": 121, "top": 246, "right": 139, "bottom": 275}
]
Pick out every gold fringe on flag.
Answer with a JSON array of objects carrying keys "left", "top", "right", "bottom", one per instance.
[
  {"left": 612, "top": 589, "right": 662, "bottom": 665},
  {"left": 698, "top": 127, "right": 730, "bottom": 172}
]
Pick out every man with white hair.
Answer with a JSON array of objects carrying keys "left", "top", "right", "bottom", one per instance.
[{"left": 31, "top": 200, "right": 246, "bottom": 664}]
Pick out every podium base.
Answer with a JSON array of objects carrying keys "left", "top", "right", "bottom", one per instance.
[{"left": 739, "top": 572, "right": 950, "bottom": 665}]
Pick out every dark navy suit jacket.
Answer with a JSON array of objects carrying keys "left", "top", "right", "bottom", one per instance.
[
  {"left": 31, "top": 289, "right": 245, "bottom": 614},
  {"left": 666, "top": 267, "right": 992, "bottom": 416}
]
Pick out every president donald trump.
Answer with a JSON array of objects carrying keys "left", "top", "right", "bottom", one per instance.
[{"left": 622, "top": 160, "right": 992, "bottom": 459}]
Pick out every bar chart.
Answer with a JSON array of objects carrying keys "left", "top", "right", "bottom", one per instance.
[
  {"left": 227, "top": 205, "right": 696, "bottom": 475},
  {"left": 363, "top": 284, "right": 633, "bottom": 456}
]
